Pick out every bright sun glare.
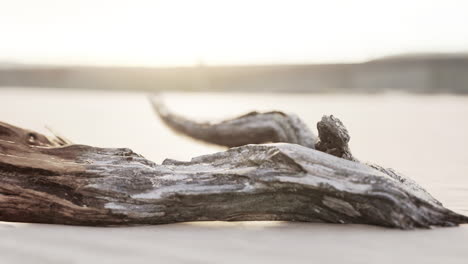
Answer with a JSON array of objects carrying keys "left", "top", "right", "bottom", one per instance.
[{"left": 0, "top": 0, "right": 467, "bottom": 66}]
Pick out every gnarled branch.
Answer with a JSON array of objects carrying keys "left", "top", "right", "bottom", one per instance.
[
  {"left": 150, "top": 97, "right": 317, "bottom": 148},
  {"left": 151, "top": 98, "right": 354, "bottom": 160},
  {"left": 0, "top": 118, "right": 466, "bottom": 229}
]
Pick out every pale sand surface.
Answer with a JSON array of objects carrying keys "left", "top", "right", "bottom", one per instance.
[
  {"left": 0, "top": 87, "right": 467, "bottom": 263},
  {"left": 1, "top": 221, "right": 467, "bottom": 264}
]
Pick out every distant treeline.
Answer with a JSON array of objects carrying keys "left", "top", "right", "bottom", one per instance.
[{"left": 1, "top": 54, "right": 468, "bottom": 93}]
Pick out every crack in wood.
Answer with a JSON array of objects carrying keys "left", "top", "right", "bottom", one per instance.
[{"left": 0, "top": 101, "right": 466, "bottom": 229}]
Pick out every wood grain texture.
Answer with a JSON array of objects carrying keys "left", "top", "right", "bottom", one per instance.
[{"left": 0, "top": 116, "right": 467, "bottom": 229}]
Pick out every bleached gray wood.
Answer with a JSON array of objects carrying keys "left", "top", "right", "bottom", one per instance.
[
  {"left": 150, "top": 97, "right": 317, "bottom": 148},
  {"left": 0, "top": 120, "right": 466, "bottom": 229}
]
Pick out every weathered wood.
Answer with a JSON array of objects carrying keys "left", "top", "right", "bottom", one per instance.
[
  {"left": 150, "top": 98, "right": 317, "bottom": 148},
  {"left": 315, "top": 115, "right": 355, "bottom": 161},
  {"left": 0, "top": 118, "right": 467, "bottom": 229},
  {"left": 151, "top": 99, "right": 351, "bottom": 160}
]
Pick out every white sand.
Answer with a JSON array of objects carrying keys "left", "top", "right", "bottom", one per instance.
[
  {"left": 0, "top": 87, "right": 467, "bottom": 263},
  {"left": 1, "top": 221, "right": 468, "bottom": 264}
]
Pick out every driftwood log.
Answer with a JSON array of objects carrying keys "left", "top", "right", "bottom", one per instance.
[{"left": 0, "top": 100, "right": 467, "bottom": 229}]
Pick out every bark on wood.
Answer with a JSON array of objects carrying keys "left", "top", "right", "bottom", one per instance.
[{"left": 1, "top": 108, "right": 467, "bottom": 229}]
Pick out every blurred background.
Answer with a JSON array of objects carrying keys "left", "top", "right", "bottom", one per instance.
[{"left": 1, "top": 0, "right": 468, "bottom": 93}]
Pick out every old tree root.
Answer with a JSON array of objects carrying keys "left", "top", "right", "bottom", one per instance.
[{"left": 0, "top": 101, "right": 467, "bottom": 229}]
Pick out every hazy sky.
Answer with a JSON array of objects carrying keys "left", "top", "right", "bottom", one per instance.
[{"left": 1, "top": 0, "right": 467, "bottom": 66}]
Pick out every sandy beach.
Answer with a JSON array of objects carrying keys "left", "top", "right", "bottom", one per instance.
[
  {"left": 1, "top": 221, "right": 468, "bottom": 264},
  {"left": 1, "top": 87, "right": 467, "bottom": 263}
]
